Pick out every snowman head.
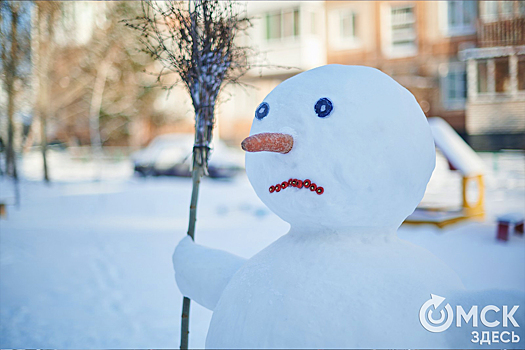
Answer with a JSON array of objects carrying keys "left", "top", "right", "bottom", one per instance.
[{"left": 242, "top": 65, "right": 435, "bottom": 230}]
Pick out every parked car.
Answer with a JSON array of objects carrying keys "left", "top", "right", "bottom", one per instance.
[{"left": 131, "top": 134, "right": 244, "bottom": 178}]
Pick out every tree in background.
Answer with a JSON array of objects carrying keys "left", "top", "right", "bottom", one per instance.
[
  {"left": 34, "top": 1, "right": 60, "bottom": 182},
  {"left": 124, "top": 1, "right": 252, "bottom": 348},
  {"left": 0, "top": 1, "right": 32, "bottom": 180},
  {"left": 16, "top": 1, "right": 157, "bottom": 183},
  {"left": 37, "top": 1, "right": 157, "bottom": 150}
]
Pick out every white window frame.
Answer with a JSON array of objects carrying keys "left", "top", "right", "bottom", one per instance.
[
  {"left": 441, "top": 62, "right": 467, "bottom": 110},
  {"left": 500, "top": 1, "right": 515, "bottom": 19},
  {"left": 381, "top": 3, "right": 417, "bottom": 58},
  {"left": 481, "top": 1, "right": 500, "bottom": 22},
  {"left": 265, "top": 8, "right": 300, "bottom": 42},
  {"left": 439, "top": 1, "right": 477, "bottom": 37},
  {"left": 328, "top": 8, "right": 361, "bottom": 50}
]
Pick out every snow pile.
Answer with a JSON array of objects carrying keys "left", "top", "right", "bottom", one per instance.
[{"left": 429, "top": 117, "right": 485, "bottom": 176}]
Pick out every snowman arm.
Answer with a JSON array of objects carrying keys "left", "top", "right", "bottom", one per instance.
[{"left": 172, "top": 235, "right": 247, "bottom": 311}]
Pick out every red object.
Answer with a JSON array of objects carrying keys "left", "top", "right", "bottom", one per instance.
[
  {"left": 497, "top": 222, "right": 509, "bottom": 241},
  {"left": 275, "top": 184, "right": 281, "bottom": 192},
  {"left": 288, "top": 178, "right": 293, "bottom": 186},
  {"left": 296, "top": 180, "right": 303, "bottom": 189},
  {"left": 281, "top": 181, "right": 288, "bottom": 189},
  {"left": 316, "top": 187, "right": 324, "bottom": 195},
  {"left": 515, "top": 222, "right": 524, "bottom": 235},
  {"left": 309, "top": 183, "right": 317, "bottom": 192},
  {"left": 303, "top": 179, "right": 311, "bottom": 188},
  {"left": 291, "top": 179, "right": 297, "bottom": 187},
  {"left": 269, "top": 186, "right": 275, "bottom": 193}
]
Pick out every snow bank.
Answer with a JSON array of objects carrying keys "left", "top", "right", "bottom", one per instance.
[{"left": 429, "top": 117, "right": 485, "bottom": 176}]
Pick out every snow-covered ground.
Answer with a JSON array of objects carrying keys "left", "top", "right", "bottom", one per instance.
[{"left": 0, "top": 149, "right": 524, "bottom": 348}]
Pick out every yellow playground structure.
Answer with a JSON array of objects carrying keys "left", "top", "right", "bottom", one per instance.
[{"left": 404, "top": 117, "right": 485, "bottom": 228}]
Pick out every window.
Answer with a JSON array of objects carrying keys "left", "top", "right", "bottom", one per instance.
[
  {"left": 477, "top": 61, "right": 488, "bottom": 93},
  {"left": 328, "top": 8, "right": 360, "bottom": 50},
  {"left": 391, "top": 5, "right": 416, "bottom": 49},
  {"left": 482, "top": 1, "right": 499, "bottom": 21},
  {"left": 518, "top": 56, "right": 525, "bottom": 91},
  {"left": 442, "top": 63, "right": 467, "bottom": 109},
  {"left": 265, "top": 8, "right": 300, "bottom": 41},
  {"left": 266, "top": 12, "right": 281, "bottom": 40},
  {"left": 482, "top": 1, "right": 519, "bottom": 21},
  {"left": 445, "top": 1, "right": 477, "bottom": 35},
  {"left": 381, "top": 3, "right": 417, "bottom": 57},
  {"left": 495, "top": 57, "right": 510, "bottom": 93},
  {"left": 340, "top": 11, "right": 357, "bottom": 39},
  {"left": 310, "top": 12, "right": 317, "bottom": 35},
  {"left": 500, "top": 1, "right": 514, "bottom": 17}
]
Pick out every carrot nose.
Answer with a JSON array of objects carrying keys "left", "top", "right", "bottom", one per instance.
[{"left": 241, "top": 132, "right": 294, "bottom": 154}]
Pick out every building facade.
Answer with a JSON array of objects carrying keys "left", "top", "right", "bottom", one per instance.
[
  {"left": 215, "top": 1, "right": 327, "bottom": 143},
  {"left": 325, "top": 1, "right": 479, "bottom": 134},
  {"left": 460, "top": 1, "right": 525, "bottom": 150},
  {"left": 164, "top": 1, "right": 525, "bottom": 151}
]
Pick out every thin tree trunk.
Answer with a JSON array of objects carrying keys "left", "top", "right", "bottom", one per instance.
[
  {"left": 41, "top": 111, "right": 49, "bottom": 182},
  {"left": 88, "top": 47, "right": 116, "bottom": 180},
  {"left": 5, "top": 4, "right": 19, "bottom": 180},
  {"left": 6, "top": 72, "right": 17, "bottom": 180},
  {"left": 36, "top": 2, "right": 57, "bottom": 183}
]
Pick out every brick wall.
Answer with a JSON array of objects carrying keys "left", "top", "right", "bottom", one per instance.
[{"left": 466, "top": 97, "right": 525, "bottom": 134}]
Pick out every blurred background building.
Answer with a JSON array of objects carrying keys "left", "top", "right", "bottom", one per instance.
[
  {"left": 460, "top": 1, "right": 525, "bottom": 149},
  {"left": 1, "top": 1, "right": 524, "bottom": 156},
  {"left": 186, "top": 0, "right": 525, "bottom": 151}
]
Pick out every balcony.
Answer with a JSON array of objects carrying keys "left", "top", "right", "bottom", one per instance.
[{"left": 478, "top": 17, "right": 525, "bottom": 48}]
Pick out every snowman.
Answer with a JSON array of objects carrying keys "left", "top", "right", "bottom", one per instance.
[{"left": 173, "top": 64, "right": 465, "bottom": 348}]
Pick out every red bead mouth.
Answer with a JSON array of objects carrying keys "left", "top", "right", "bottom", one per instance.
[{"left": 269, "top": 178, "right": 324, "bottom": 195}]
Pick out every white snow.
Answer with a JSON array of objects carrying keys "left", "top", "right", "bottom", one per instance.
[
  {"left": 429, "top": 117, "right": 485, "bottom": 176},
  {"left": 497, "top": 212, "right": 524, "bottom": 223},
  {"left": 0, "top": 148, "right": 523, "bottom": 348}
]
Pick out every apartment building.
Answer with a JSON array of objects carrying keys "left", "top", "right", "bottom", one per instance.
[
  {"left": 460, "top": 1, "right": 525, "bottom": 150},
  {"left": 216, "top": 1, "right": 327, "bottom": 142},
  {"left": 163, "top": 1, "right": 524, "bottom": 151},
  {"left": 325, "top": 1, "right": 478, "bottom": 134},
  {"left": 218, "top": 1, "right": 483, "bottom": 144}
]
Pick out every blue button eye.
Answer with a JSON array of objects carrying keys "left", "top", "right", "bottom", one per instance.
[
  {"left": 314, "top": 98, "right": 333, "bottom": 118},
  {"left": 255, "top": 102, "right": 269, "bottom": 120}
]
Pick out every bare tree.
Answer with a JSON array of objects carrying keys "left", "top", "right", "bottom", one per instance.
[
  {"left": 0, "top": 1, "right": 31, "bottom": 180},
  {"left": 34, "top": 1, "right": 60, "bottom": 182},
  {"left": 124, "top": 1, "right": 252, "bottom": 348},
  {"left": 36, "top": 2, "right": 157, "bottom": 150}
]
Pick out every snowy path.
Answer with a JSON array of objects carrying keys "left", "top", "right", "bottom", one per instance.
[{"left": 0, "top": 151, "right": 524, "bottom": 348}]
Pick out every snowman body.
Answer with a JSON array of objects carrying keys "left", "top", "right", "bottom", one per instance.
[
  {"left": 173, "top": 65, "right": 466, "bottom": 348},
  {"left": 206, "top": 228, "right": 463, "bottom": 348}
]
